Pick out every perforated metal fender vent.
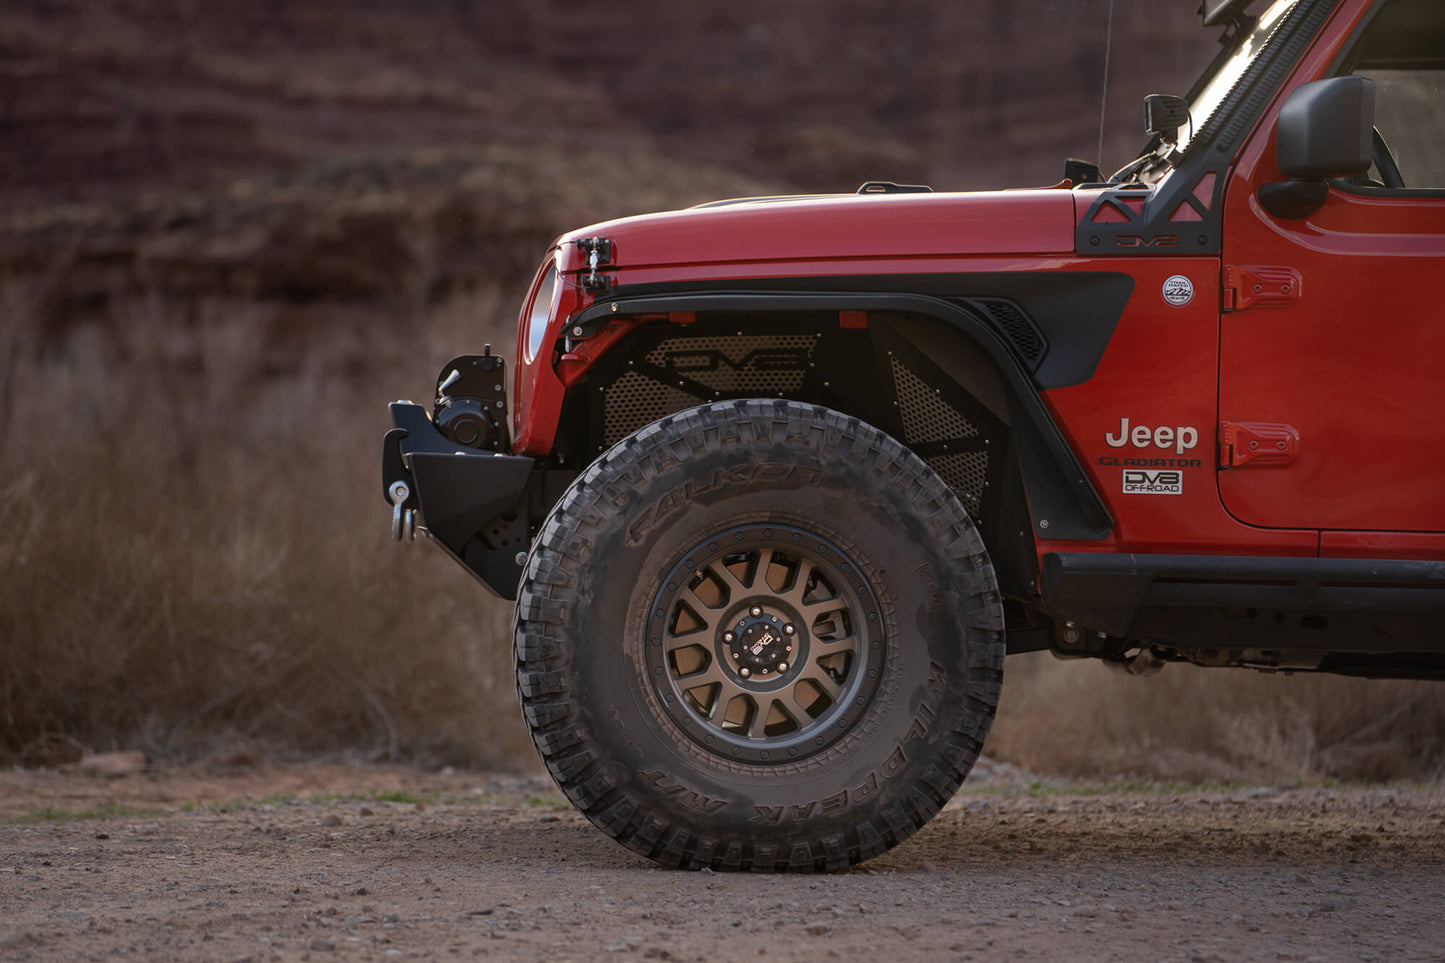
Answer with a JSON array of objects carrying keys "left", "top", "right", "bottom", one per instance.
[
  {"left": 887, "top": 352, "right": 995, "bottom": 517},
  {"left": 601, "top": 333, "right": 818, "bottom": 447}
]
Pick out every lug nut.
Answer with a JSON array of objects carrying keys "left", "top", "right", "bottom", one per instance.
[
  {"left": 783, "top": 624, "right": 795, "bottom": 635},
  {"left": 778, "top": 662, "right": 788, "bottom": 672},
  {"left": 750, "top": 606, "right": 762, "bottom": 617},
  {"left": 724, "top": 631, "right": 735, "bottom": 643},
  {"left": 739, "top": 667, "right": 751, "bottom": 678}
]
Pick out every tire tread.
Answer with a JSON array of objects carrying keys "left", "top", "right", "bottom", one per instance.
[{"left": 514, "top": 401, "right": 1005, "bottom": 872}]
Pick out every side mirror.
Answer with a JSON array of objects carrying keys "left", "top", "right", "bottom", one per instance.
[{"left": 1260, "top": 76, "right": 1375, "bottom": 218}]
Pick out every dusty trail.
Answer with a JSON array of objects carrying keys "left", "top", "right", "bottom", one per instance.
[{"left": 1, "top": 765, "right": 1441, "bottom": 961}]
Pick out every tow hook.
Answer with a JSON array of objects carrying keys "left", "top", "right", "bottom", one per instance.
[{"left": 389, "top": 480, "right": 416, "bottom": 542}]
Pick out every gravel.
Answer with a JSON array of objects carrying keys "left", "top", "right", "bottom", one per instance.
[{"left": 0, "top": 765, "right": 1441, "bottom": 960}]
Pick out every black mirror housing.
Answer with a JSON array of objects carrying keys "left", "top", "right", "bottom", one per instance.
[{"left": 1275, "top": 76, "right": 1374, "bottom": 179}]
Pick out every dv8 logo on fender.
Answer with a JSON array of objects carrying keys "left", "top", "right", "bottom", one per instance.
[{"left": 1122, "top": 469, "right": 1183, "bottom": 495}]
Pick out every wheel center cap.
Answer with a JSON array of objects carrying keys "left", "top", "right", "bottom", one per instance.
[{"left": 736, "top": 620, "right": 788, "bottom": 670}]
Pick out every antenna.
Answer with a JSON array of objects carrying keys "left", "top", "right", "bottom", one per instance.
[{"left": 1096, "top": 0, "right": 1115, "bottom": 169}]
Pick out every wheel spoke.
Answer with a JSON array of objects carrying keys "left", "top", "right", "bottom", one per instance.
[
  {"left": 801, "top": 598, "right": 846, "bottom": 623},
  {"left": 678, "top": 663, "right": 749, "bottom": 723},
  {"left": 810, "top": 631, "right": 858, "bottom": 650},
  {"left": 678, "top": 661, "right": 727, "bottom": 689},
  {"left": 665, "top": 634, "right": 699, "bottom": 653},
  {"left": 747, "top": 699, "right": 776, "bottom": 738},
  {"left": 784, "top": 687, "right": 819, "bottom": 722},
  {"left": 708, "top": 688, "right": 743, "bottom": 724},
  {"left": 684, "top": 584, "right": 726, "bottom": 614},
  {"left": 667, "top": 588, "right": 723, "bottom": 644},
  {"left": 711, "top": 560, "right": 751, "bottom": 600},
  {"left": 777, "top": 559, "right": 816, "bottom": 610},
  {"left": 754, "top": 548, "right": 776, "bottom": 590},
  {"left": 795, "top": 663, "right": 842, "bottom": 701}
]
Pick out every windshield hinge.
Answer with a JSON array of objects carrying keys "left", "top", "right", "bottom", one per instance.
[{"left": 1223, "top": 265, "right": 1302, "bottom": 312}]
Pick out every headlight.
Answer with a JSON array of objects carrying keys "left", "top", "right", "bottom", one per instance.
[{"left": 522, "top": 265, "right": 559, "bottom": 365}]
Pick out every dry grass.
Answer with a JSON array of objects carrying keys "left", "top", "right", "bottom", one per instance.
[
  {"left": 0, "top": 283, "right": 530, "bottom": 769},
  {"left": 990, "top": 653, "right": 1445, "bottom": 784}
]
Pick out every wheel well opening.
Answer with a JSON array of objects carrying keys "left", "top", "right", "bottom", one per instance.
[{"left": 553, "top": 310, "right": 1040, "bottom": 605}]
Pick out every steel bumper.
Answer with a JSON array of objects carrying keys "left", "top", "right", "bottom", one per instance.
[{"left": 382, "top": 401, "right": 536, "bottom": 592}]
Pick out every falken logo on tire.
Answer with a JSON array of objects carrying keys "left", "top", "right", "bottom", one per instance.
[
  {"left": 1122, "top": 469, "right": 1182, "bottom": 495},
  {"left": 1161, "top": 275, "right": 1193, "bottom": 306}
]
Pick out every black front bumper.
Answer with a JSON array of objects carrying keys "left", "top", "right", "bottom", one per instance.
[{"left": 382, "top": 401, "right": 562, "bottom": 598}]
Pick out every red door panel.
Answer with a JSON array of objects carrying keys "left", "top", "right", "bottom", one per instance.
[
  {"left": 1219, "top": 160, "right": 1445, "bottom": 533},
  {"left": 1216, "top": 0, "right": 1445, "bottom": 536}
]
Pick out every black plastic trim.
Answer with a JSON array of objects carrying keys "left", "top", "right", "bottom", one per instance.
[
  {"left": 586, "top": 271, "right": 1134, "bottom": 391},
  {"left": 570, "top": 285, "right": 1115, "bottom": 541},
  {"left": 1041, "top": 552, "right": 1445, "bottom": 651},
  {"left": 1331, "top": 181, "right": 1445, "bottom": 200},
  {"left": 1314, "top": 653, "right": 1445, "bottom": 681},
  {"left": 1257, "top": 179, "right": 1329, "bottom": 217}
]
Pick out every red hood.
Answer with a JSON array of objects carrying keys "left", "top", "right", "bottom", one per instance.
[{"left": 557, "top": 189, "right": 1078, "bottom": 272}]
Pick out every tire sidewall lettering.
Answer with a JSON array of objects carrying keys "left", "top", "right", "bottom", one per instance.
[{"left": 625, "top": 461, "right": 823, "bottom": 545}]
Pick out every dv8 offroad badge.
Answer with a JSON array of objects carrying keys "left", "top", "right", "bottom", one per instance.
[{"left": 1122, "top": 469, "right": 1183, "bottom": 495}]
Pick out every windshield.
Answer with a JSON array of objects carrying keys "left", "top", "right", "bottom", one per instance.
[{"left": 1178, "top": 0, "right": 1300, "bottom": 152}]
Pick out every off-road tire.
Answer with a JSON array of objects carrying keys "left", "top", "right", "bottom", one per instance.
[{"left": 514, "top": 400, "right": 1004, "bottom": 871}]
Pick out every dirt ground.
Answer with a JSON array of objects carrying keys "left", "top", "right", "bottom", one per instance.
[{"left": 1, "top": 762, "right": 1441, "bottom": 962}]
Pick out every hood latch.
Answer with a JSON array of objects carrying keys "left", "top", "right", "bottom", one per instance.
[{"left": 575, "top": 236, "right": 616, "bottom": 294}]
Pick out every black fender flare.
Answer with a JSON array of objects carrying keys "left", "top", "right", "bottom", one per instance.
[{"left": 568, "top": 289, "right": 1113, "bottom": 542}]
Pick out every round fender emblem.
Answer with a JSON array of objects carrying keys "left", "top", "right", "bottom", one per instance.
[{"left": 1162, "top": 275, "right": 1194, "bottom": 306}]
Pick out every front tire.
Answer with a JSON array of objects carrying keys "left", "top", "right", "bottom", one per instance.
[{"left": 515, "top": 400, "right": 1003, "bottom": 871}]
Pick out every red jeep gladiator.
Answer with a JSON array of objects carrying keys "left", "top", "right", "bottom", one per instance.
[{"left": 382, "top": 0, "right": 1444, "bottom": 871}]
